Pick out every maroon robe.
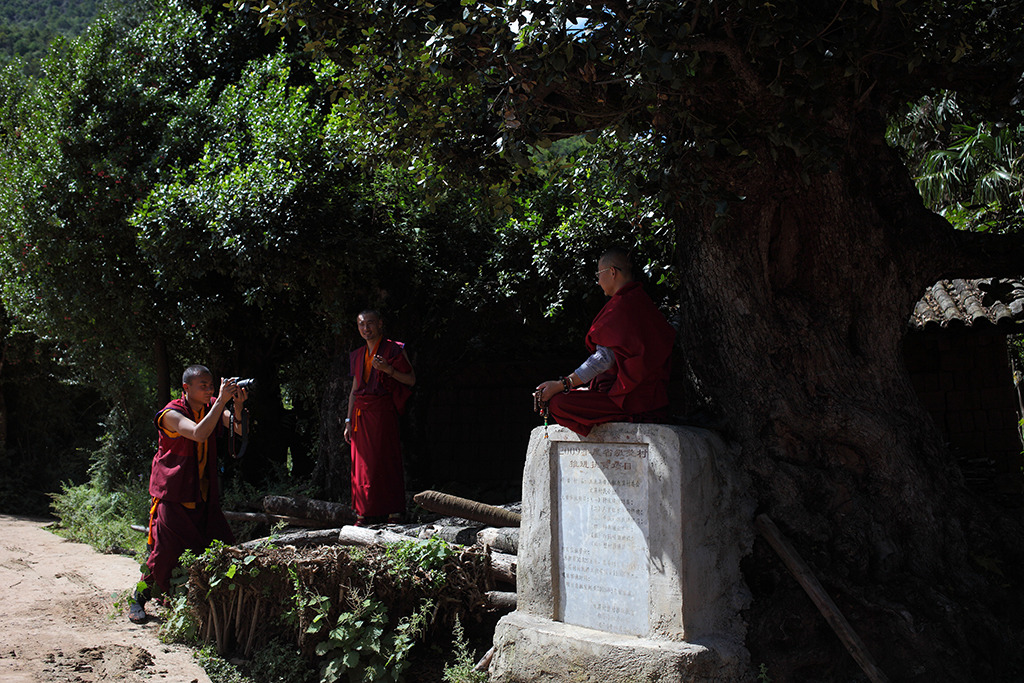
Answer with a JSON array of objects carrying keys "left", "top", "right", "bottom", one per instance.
[
  {"left": 549, "top": 281, "right": 675, "bottom": 436},
  {"left": 144, "top": 398, "right": 234, "bottom": 594},
  {"left": 349, "top": 338, "right": 412, "bottom": 517}
]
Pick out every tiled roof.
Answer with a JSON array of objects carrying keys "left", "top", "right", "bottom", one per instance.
[{"left": 909, "top": 278, "right": 1024, "bottom": 331}]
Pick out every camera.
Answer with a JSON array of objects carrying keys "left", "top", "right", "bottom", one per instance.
[{"left": 236, "top": 378, "right": 256, "bottom": 390}]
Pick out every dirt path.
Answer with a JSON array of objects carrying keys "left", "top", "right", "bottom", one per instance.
[{"left": 0, "top": 514, "right": 211, "bottom": 683}]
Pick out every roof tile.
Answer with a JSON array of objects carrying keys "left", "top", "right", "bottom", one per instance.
[{"left": 909, "top": 278, "right": 1024, "bottom": 331}]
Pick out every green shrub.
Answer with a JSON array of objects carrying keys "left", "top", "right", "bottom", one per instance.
[
  {"left": 310, "top": 595, "right": 433, "bottom": 683},
  {"left": 195, "top": 646, "right": 253, "bottom": 683},
  {"left": 49, "top": 477, "right": 150, "bottom": 558},
  {"left": 88, "top": 404, "right": 154, "bottom": 492},
  {"left": 442, "top": 617, "right": 488, "bottom": 683}
]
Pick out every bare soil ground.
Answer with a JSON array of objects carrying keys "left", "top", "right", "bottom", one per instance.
[{"left": 0, "top": 514, "right": 211, "bottom": 683}]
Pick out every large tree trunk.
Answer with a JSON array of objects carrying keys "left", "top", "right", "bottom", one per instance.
[
  {"left": 675, "top": 127, "right": 1024, "bottom": 680},
  {"left": 311, "top": 340, "right": 352, "bottom": 501}
]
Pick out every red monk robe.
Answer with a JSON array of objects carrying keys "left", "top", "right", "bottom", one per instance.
[
  {"left": 348, "top": 338, "right": 413, "bottom": 517},
  {"left": 548, "top": 281, "right": 676, "bottom": 436},
  {"left": 145, "top": 397, "right": 234, "bottom": 594}
]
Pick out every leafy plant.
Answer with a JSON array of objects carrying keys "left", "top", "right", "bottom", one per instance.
[
  {"left": 195, "top": 645, "right": 254, "bottom": 683},
  {"left": 161, "top": 590, "right": 201, "bottom": 645},
  {"left": 249, "top": 639, "right": 317, "bottom": 683},
  {"left": 282, "top": 564, "right": 331, "bottom": 631},
  {"left": 384, "top": 536, "right": 455, "bottom": 587},
  {"left": 310, "top": 596, "right": 433, "bottom": 683}
]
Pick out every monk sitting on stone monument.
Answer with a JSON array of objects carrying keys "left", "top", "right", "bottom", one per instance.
[{"left": 534, "top": 246, "right": 676, "bottom": 436}]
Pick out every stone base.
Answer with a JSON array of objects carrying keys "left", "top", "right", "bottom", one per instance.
[
  {"left": 490, "top": 423, "right": 756, "bottom": 683},
  {"left": 491, "top": 612, "right": 753, "bottom": 683}
]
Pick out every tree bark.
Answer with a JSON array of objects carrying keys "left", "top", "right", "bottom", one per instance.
[
  {"left": 223, "top": 510, "right": 334, "bottom": 528},
  {"left": 477, "top": 527, "right": 519, "bottom": 555},
  {"left": 237, "top": 527, "right": 343, "bottom": 550},
  {"left": 755, "top": 514, "right": 889, "bottom": 683},
  {"left": 675, "top": 126, "right": 1024, "bottom": 681},
  {"left": 260, "top": 494, "right": 357, "bottom": 526},
  {"left": 311, "top": 339, "right": 352, "bottom": 500}
]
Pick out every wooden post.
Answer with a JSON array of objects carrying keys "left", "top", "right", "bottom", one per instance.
[{"left": 755, "top": 514, "right": 889, "bottom": 683}]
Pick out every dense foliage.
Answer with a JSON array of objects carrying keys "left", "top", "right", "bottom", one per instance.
[
  {"left": 891, "top": 93, "right": 1024, "bottom": 234},
  {"left": 0, "top": 0, "right": 660, "bottom": 513},
  {"left": 169, "top": 539, "right": 497, "bottom": 682},
  {"left": 234, "top": 0, "right": 1023, "bottom": 209}
]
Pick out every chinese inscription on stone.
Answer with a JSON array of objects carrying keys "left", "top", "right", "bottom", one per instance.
[{"left": 556, "top": 442, "right": 650, "bottom": 636}]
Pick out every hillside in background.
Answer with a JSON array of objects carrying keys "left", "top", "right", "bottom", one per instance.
[{"left": 0, "top": 0, "right": 103, "bottom": 73}]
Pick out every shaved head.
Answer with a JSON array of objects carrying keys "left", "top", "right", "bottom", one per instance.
[{"left": 599, "top": 246, "right": 633, "bottom": 280}]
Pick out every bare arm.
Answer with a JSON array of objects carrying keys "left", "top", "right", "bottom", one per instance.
[
  {"left": 162, "top": 378, "right": 238, "bottom": 442},
  {"left": 371, "top": 350, "right": 416, "bottom": 387}
]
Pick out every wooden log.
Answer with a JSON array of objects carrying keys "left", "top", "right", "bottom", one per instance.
[
  {"left": 487, "top": 548, "right": 517, "bottom": 585},
  {"left": 336, "top": 526, "right": 518, "bottom": 585},
  {"left": 477, "top": 526, "right": 519, "bottom": 555},
  {"left": 422, "top": 524, "right": 483, "bottom": 546},
  {"left": 338, "top": 525, "right": 423, "bottom": 547},
  {"left": 755, "top": 514, "right": 889, "bottom": 683},
  {"left": 474, "top": 645, "right": 495, "bottom": 672},
  {"left": 261, "top": 494, "right": 357, "bottom": 526},
  {"left": 412, "top": 490, "right": 521, "bottom": 527},
  {"left": 484, "top": 590, "right": 517, "bottom": 610},
  {"left": 224, "top": 510, "right": 331, "bottom": 528},
  {"left": 237, "top": 527, "right": 343, "bottom": 550}
]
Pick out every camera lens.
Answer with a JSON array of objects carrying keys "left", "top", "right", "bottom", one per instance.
[{"left": 237, "top": 378, "right": 256, "bottom": 390}]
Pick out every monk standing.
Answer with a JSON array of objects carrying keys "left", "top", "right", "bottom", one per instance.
[
  {"left": 128, "top": 365, "right": 246, "bottom": 623},
  {"left": 534, "top": 247, "right": 676, "bottom": 436},
  {"left": 344, "top": 310, "right": 416, "bottom": 523}
]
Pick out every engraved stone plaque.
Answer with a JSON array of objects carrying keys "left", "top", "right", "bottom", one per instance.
[{"left": 556, "top": 441, "right": 650, "bottom": 636}]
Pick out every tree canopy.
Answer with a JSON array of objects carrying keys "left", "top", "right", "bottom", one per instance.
[{"left": 0, "top": 0, "right": 641, "bottom": 494}]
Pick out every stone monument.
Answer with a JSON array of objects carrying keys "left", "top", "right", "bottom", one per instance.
[{"left": 490, "top": 422, "right": 755, "bottom": 683}]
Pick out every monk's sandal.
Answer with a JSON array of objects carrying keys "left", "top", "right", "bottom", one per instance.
[{"left": 127, "top": 592, "right": 148, "bottom": 624}]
